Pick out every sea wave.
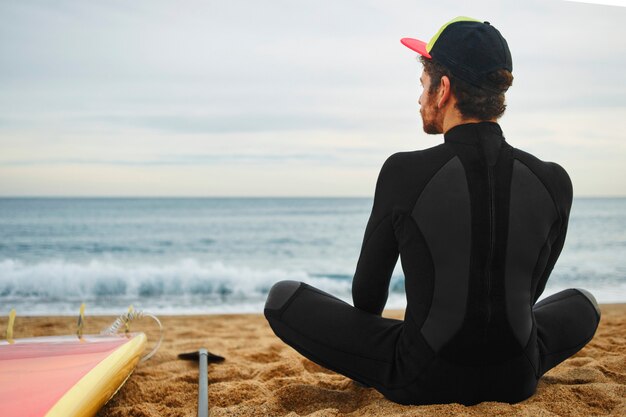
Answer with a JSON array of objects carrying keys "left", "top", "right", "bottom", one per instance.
[
  {"left": 1, "top": 257, "right": 623, "bottom": 315},
  {"left": 0, "top": 258, "right": 337, "bottom": 297},
  {"left": 0, "top": 258, "right": 408, "bottom": 314}
]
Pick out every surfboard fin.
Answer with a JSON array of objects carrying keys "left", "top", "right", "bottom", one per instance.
[
  {"left": 76, "top": 303, "right": 86, "bottom": 339},
  {"left": 5, "top": 308, "right": 16, "bottom": 343}
]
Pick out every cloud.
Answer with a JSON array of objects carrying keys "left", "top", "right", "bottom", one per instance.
[
  {"left": 0, "top": 153, "right": 338, "bottom": 167},
  {"left": 0, "top": 0, "right": 625, "bottom": 196}
]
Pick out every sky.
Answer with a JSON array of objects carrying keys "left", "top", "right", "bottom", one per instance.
[{"left": 0, "top": 0, "right": 625, "bottom": 197}]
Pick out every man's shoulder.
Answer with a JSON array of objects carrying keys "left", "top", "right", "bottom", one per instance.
[
  {"left": 509, "top": 146, "right": 573, "bottom": 205},
  {"left": 510, "top": 147, "right": 570, "bottom": 182},
  {"left": 383, "top": 143, "right": 451, "bottom": 170},
  {"left": 375, "top": 144, "right": 452, "bottom": 196}
]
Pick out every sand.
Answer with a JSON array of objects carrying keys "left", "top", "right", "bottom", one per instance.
[{"left": 2, "top": 304, "right": 624, "bottom": 417}]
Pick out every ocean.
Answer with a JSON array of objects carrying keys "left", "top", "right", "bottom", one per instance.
[{"left": 0, "top": 197, "right": 624, "bottom": 315}]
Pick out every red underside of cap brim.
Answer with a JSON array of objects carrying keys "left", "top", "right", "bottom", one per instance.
[{"left": 400, "top": 38, "right": 431, "bottom": 59}]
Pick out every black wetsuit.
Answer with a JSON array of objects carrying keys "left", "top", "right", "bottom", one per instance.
[{"left": 264, "top": 121, "right": 601, "bottom": 405}]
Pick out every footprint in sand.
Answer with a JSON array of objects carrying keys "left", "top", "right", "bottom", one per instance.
[
  {"left": 544, "top": 367, "right": 607, "bottom": 385},
  {"left": 257, "top": 361, "right": 303, "bottom": 381},
  {"left": 597, "top": 364, "right": 626, "bottom": 384},
  {"left": 244, "top": 350, "right": 282, "bottom": 363},
  {"left": 276, "top": 384, "right": 361, "bottom": 415}
]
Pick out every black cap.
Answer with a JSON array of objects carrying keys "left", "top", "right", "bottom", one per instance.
[{"left": 401, "top": 17, "right": 512, "bottom": 93}]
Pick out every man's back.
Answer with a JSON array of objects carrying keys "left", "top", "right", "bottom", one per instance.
[
  {"left": 354, "top": 121, "right": 571, "bottom": 362},
  {"left": 350, "top": 121, "right": 579, "bottom": 403}
]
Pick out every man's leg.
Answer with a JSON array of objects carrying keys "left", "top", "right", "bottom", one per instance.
[
  {"left": 533, "top": 288, "right": 601, "bottom": 376},
  {"left": 264, "top": 280, "right": 404, "bottom": 389}
]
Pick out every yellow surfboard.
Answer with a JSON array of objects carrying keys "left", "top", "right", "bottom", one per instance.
[{"left": 0, "top": 333, "right": 146, "bottom": 417}]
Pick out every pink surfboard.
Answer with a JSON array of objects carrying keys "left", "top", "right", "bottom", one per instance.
[{"left": 0, "top": 333, "right": 146, "bottom": 417}]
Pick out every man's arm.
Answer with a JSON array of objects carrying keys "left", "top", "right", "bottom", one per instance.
[
  {"left": 352, "top": 155, "right": 401, "bottom": 315},
  {"left": 533, "top": 163, "right": 574, "bottom": 303}
]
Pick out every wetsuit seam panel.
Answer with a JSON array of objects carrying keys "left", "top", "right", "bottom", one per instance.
[
  {"left": 276, "top": 284, "right": 306, "bottom": 320},
  {"left": 511, "top": 156, "right": 561, "bottom": 223},
  {"left": 514, "top": 219, "right": 560, "bottom": 351},
  {"left": 532, "top": 220, "right": 567, "bottom": 303},
  {"left": 404, "top": 214, "right": 436, "bottom": 340},
  {"left": 572, "top": 288, "right": 602, "bottom": 321},
  {"left": 530, "top": 220, "right": 561, "bottom": 293},
  {"left": 407, "top": 155, "right": 457, "bottom": 213}
]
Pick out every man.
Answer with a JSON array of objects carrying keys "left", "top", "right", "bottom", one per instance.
[{"left": 264, "top": 17, "right": 601, "bottom": 405}]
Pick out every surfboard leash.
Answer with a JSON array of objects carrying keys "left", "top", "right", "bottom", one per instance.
[{"left": 101, "top": 306, "right": 164, "bottom": 362}]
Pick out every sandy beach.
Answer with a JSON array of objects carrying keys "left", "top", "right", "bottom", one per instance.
[{"left": 2, "top": 304, "right": 625, "bottom": 416}]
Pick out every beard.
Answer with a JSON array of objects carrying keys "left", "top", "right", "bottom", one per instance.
[{"left": 420, "top": 95, "right": 443, "bottom": 135}]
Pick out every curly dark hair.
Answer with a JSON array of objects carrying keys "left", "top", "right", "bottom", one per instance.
[{"left": 419, "top": 56, "right": 514, "bottom": 120}]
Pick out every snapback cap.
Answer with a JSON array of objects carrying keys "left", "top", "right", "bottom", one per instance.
[{"left": 401, "top": 16, "right": 512, "bottom": 93}]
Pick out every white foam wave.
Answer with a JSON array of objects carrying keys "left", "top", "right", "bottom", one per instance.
[
  {"left": 0, "top": 258, "right": 362, "bottom": 314},
  {"left": 0, "top": 258, "right": 623, "bottom": 315},
  {"left": 0, "top": 258, "right": 357, "bottom": 296}
]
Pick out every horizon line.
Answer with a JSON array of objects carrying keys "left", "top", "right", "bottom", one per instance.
[{"left": 1, "top": 195, "right": 625, "bottom": 199}]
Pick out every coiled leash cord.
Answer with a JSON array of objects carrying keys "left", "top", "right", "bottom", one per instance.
[{"left": 101, "top": 306, "right": 164, "bottom": 362}]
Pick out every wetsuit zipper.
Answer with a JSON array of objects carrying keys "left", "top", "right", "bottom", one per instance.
[{"left": 486, "top": 166, "right": 495, "bottom": 330}]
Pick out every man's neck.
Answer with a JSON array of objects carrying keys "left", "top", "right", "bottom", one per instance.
[
  {"left": 443, "top": 115, "right": 497, "bottom": 134},
  {"left": 439, "top": 99, "right": 496, "bottom": 133}
]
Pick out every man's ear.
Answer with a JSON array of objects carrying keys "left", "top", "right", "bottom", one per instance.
[{"left": 437, "top": 75, "right": 452, "bottom": 109}]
